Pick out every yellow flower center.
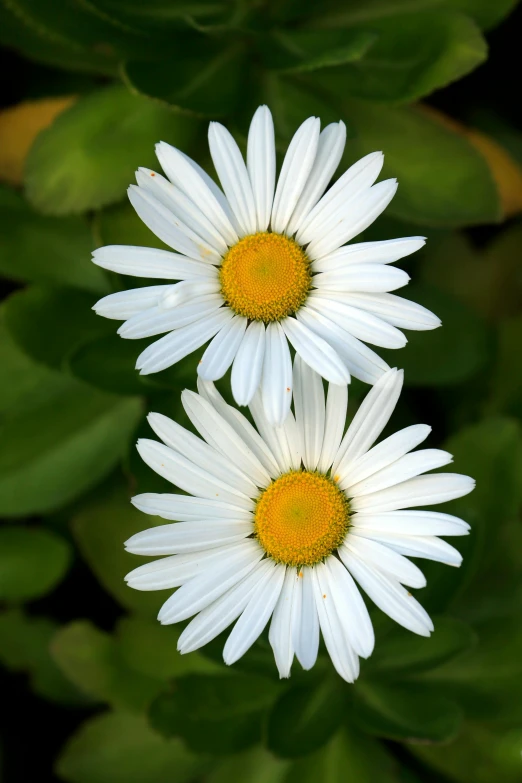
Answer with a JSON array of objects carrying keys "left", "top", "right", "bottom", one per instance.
[
  {"left": 254, "top": 470, "right": 350, "bottom": 567},
  {"left": 219, "top": 232, "right": 311, "bottom": 322}
]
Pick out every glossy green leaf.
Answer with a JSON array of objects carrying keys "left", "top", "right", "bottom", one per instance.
[
  {"left": 207, "top": 746, "right": 290, "bottom": 783},
  {"left": 69, "top": 335, "right": 152, "bottom": 396},
  {"left": 0, "top": 526, "right": 71, "bottom": 601},
  {"left": 56, "top": 711, "right": 209, "bottom": 783},
  {"left": 0, "top": 186, "right": 107, "bottom": 293},
  {"left": 266, "top": 679, "right": 344, "bottom": 759},
  {"left": 264, "top": 28, "right": 376, "bottom": 72},
  {"left": 25, "top": 85, "right": 197, "bottom": 214}
]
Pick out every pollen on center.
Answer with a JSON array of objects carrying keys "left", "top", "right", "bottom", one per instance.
[
  {"left": 254, "top": 470, "right": 350, "bottom": 567},
  {"left": 219, "top": 232, "right": 311, "bottom": 323}
]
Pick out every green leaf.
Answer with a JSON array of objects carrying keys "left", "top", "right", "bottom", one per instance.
[
  {"left": 264, "top": 29, "right": 376, "bottom": 72},
  {"left": 69, "top": 335, "right": 152, "bottom": 396},
  {"left": 0, "top": 609, "right": 85, "bottom": 704},
  {"left": 25, "top": 85, "right": 197, "bottom": 215},
  {"left": 380, "top": 285, "right": 491, "bottom": 386},
  {"left": 207, "top": 746, "right": 290, "bottom": 783},
  {"left": 51, "top": 620, "right": 161, "bottom": 710},
  {"left": 352, "top": 681, "right": 462, "bottom": 742},
  {"left": 266, "top": 679, "right": 344, "bottom": 759},
  {"left": 56, "top": 710, "right": 209, "bottom": 783},
  {"left": 0, "top": 526, "right": 71, "bottom": 601},
  {"left": 95, "top": 200, "right": 169, "bottom": 251},
  {"left": 71, "top": 483, "right": 165, "bottom": 615},
  {"left": 311, "top": 11, "right": 487, "bottom": 104},
  {"left": 488, "top": 316, "right": 522, "bottom": 419},
  {"left": 0, "top": 186, "right": 107, "bottom": 293}
]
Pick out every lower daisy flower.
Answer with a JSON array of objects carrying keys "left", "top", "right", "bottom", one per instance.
[{"left": 125, "top": 363, "right": 474, "bottom": 682}]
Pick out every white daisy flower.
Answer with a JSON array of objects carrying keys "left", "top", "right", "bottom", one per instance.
[
  {"left": 124, "top": 362, "right": 473, "bottom": 683},
  {"left": 92, "top": 106, "right": 440, "bottom": 425}
]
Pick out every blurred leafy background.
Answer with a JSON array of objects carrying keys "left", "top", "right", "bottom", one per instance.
[{"left": 1, "top": 0, "right": 522, "bottom": 781}]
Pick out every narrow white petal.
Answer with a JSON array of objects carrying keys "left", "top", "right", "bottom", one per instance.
[
  {"left": 293, "top": 355, "right": 325, "bottom": 471},
  {"left": 344, "top": 449, "right": 453, "bottom": 496},
  {"left": 333, "top": 368, "right": 403, "bottom": 475},
  {"left": 124, "top": 520, "right": 252, "bottom": 556},
  {"left": 136, "top": 307, "right": 233, "bottom": 374},
  {"left": 231, "top": 320, "right": 266, "bottom": 406},
  {"left": 297, "top": 306, "right": 389, "bottom": 385},
  {"left": 247, "top": 105, "right": 276, "bottom": 232},
  {"left": 271, "top": 116, "right": 320, "bottom": 235},
  {"left": 312, "top": 564, "right": 360, "bottom": 683},
  {"left": 351, "top": 510, "right": 470, "bottom": 537},
  {"left": 297, "top": 151, "right": 384, "bottom": 245},
  {"left": 269, "top": 567, "right": 299, "bottom": 678},
  {"left": 312, "top": 264, "right": 410, "bottom": 294},
  {"left": 208, "top": 122, "right": 257, "bottom": 236},
  {"left": 294, "top": 568, "right": 319, "bottom": 670},
  {"left": 324, "top": 292, "right": 440, "bottom": 331},
  {"left": 155, "top": 141, "right": 239, "bottom": 246},
  {"left": 223, "top": 563, "right": 286, "bottom": 664},
  {"left": 178, "top": 149, "right": 242, "bottom": 236},
  {"left": 307, "top": 180, "right": 399, "bottom": 260},
  {"left": 131, "top": 492, "right": 251, "bottom": 521},
  {"left": 312, "top": 237, "right": 426, "bottom": 274},
  {"left": 119, "top": 296, "right": 223, "bottom": 339},
  {"left": 198, "top": 315, "right": 248, "bottom": 381},
  {"left": 181, "top": 390, "right": 271, "bottom": 487},
  {"left": 158, "top": 279, "right": 220, "bottom": 310},
  {"left": 286, "top": 121, "right": 346, "bottom": 236},
  {"left": 93, "top": 285, "right": 172, "bottom": 320},
  {"left": 345, "top": 425, "right": 432, "bottom": 488},
  {"left": 262, "top": 322, "right": 293, "bottom": 427},
  {"left": 351, "top": 473, "right": 475, "bottom": 513},
  {"left": 309, "top": 297, "right": 407, "bottom": 349},
  {"left": 136, "top": 438, "right": 253, "bottom": 509},
  {"left": 249, "top": 390, "right": 297, "bottom": 474},
  {"left": 355, "top": 530, "right": 463, "bottom": 566},
  {"left": 158, "top": 540, "right": 264, "bottom": 624},
  {"left": 318, "top": 383, "right": 348, "bottom": 473},
  {"left": 92, "top": 245, "right": 218, "bottom": 279},
  {"left": 339, "top": 548, "right": 433, "bottom": 637},
  {"left": 282, "top": 317, "right": 350, "bottom": 385},
  {"left": 344, "top": 535, "right": 426, "bottom": 589},
  {"left": 324, "top": 556, "right": 375, "bottom": 658},
  {"left": 177, "top": 559, "right": 275, "bottom": 653}
]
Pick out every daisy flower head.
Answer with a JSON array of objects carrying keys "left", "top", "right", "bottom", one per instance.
[
  {"left": 124, "top": 362, "right": 474, "bottom": 683},
  {"left": 92, "top": 106, "right": 440, "bottom": 426}
]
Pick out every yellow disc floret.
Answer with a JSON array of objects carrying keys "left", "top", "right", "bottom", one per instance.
[
  {"left": 254, "top": 470, "right": 350, "bottom": 567},
  {"left": 219, "top": 232, "right": 311, "bottom": 322}
]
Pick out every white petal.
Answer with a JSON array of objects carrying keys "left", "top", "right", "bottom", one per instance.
[
  {"left": 344, "top": 535, "right": 426, "bottom": 589},
  {"left": 136, "top": 307, "right": 233, "bottom": 374},
  {"left": 131, "top": 492, "right": 251, "bottom": 521},
  {"left": 297, "top": 306, "right": 390, "bottom": 385},
  {"left": 324, "top": 292, "right": 440, "bottom": 331},
  {"left": 92, "top": 245, "right": 218, "bottom": 279},
  {"left": 249, "top": 390, "right": 298, "bottom": 474},
  {"left": 262, "top": 322, "right": 293, "bottom": 427},
  {"left": 355, "top": 530, "right": 463, "bottom": 566},
  {"left": 282, "top": 317, "right": 350, "bottom": 385},
  {"left": 294, "top": 567, "right": 319, "bottom": 670},
  {"left": 208, "top": 122, "right": 257, "bottom": 236},
  {"left": 307, "top": 180, "right": 398, "bottom": 260},
  {"left": 177, "top": 559, "right": 275, "bottom": 653},
  {"left": 312, "top": 264, "right": 410, "bottom": 294},
  {"left": 293, "top": 355, "right": 325, "bottom": 471},
  {"left": 323, "top": 556, "right": 375, "bottom": 658},
  {"left": 271, "top": 116, "right": 320, "bottom": 235},
  {"left": 155, "top": 141, "right": 239, "bottom": 246},
  {"left": 351, "top": 510, "right": 470, "bottom": 537},
  {"left": 309, "top": 297, "right": 407, "bottom": 349},
  {"left": 136, "top": 438, "right": 253, "bottom": 509},
  {"left": 317, "top": 383, "right": 348, "bottom": 474},
  {"left": 286, "top": 121, "right": 346, "bottom": 236},
  {"left": 119, "top": 296, "right": 223, "bottom": 339},
  {"left": 181, "top": 390, "right": 271, "bottom": 487},
  {"left": 297, "top": 151, "right": 384, "bottom": 245},
  {"left": 312, "top": 564, "right": 360, "bottom": 683},
  {"left": 247, "top": 105, "right": 276, "bottom": 232},
  {"left": 158, "top": 540, "right": 264, "bottom": 624},
  {"left": 223, "top": 563, "right": 286, "bottom": 664},
  {"left": 351, "top": 473, "right": 475, "bottom": 513},
  {"left": 269, "top": 567, "right": 300, "bottom": 678},
  {"left": 333, "top": 368, "right": 403, "bottom": 475},
  {"left": 93, "top": 285, "right": 172, "bottom": 320},
  {"left": 344, "top": 449, "right": 453, "bottom": 496},
  {"left": 345, "top": 425, "right": 432, "bottom": 488},
  {"left": 339, "top": 548, "right": 433, "bottom": 637},
  {"left": 231, "top": 320, "right": 266, "bottom": 406},
  {"left": 146, "top": 411, "right": 257, "bottom": 496},
  {"left": 124, "top": 520, "right": 252, "bottom": 556},
  {"left": 312, "top": 237, "right": 426, "bottom": 274},
  {"left": 198, "top": 315, "right": 248, "bottom": 381},
  {"left": 158, "top": 279, "right": 220, "bottom": 310}
]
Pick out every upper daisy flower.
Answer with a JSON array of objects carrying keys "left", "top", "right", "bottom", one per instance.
[
  {"left": 124, "top": 362, "right": 474, "bottom": 683},
  {"left": 93, "top": 106, "right": 440, "bottom": 425}
]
